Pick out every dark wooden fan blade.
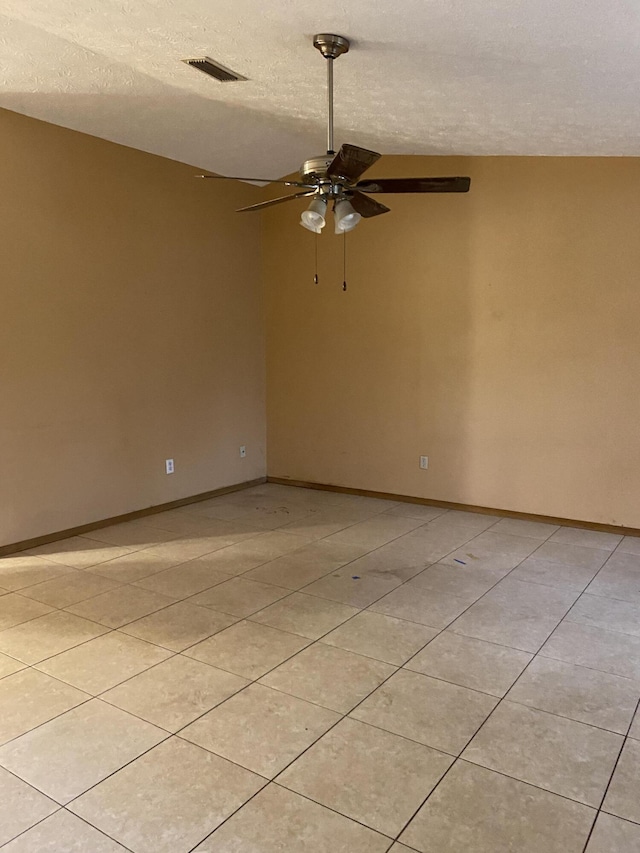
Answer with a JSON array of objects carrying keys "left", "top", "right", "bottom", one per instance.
[
  {"left": 327, "top": 144, "right": 382, "bottom": 183},
  {"left": 236, "top": 191, "right": 315, "bottom": 213},
  {"left": 356, "top": 176, "right": 471, "bottom": 194},
  {"left": 348, "top": 191, "right": 391, "bottom": 218},
  {"left": 198, "top": 174, "right": 315, "bottom": 188}
]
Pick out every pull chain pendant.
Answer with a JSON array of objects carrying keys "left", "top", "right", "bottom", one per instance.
[
  {"left": 342, "top": 231, "right": 347, "bottom": 291},
  {"left": 314, "top": 233, "right": 319, "bottom": 284}
]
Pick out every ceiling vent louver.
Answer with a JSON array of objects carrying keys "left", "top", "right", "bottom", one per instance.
[{"left": 182, "top": 57, "right": 246, "bottom": 83}]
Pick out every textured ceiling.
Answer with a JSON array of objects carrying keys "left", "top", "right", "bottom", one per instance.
[{"left": 2, "top": 0, "right": 640, "bottom": 178}]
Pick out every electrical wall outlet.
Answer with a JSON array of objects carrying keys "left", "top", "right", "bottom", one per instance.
[
  {"left": 239, "top": 445, "right": 246, "bottom": 458},
  {"left": 419, "top": 456, "right": 429, "bottom": 470},
  {"left": 165, "top": 458, "right": 175, "bottom": 474}
]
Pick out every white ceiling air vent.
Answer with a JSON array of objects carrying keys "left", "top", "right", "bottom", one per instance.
[{"left": 182, "top": 56, "right": 247, "bottom": 82}]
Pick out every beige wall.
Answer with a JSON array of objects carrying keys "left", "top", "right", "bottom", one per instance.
[
  {"left": 265, "top": 156, "right": 640, "bottom": 527},
  {"left": 2, "top": 108, "right": 265, "bottom": 546},
  {"left": 5, "top": 114, "right": 640, "bottom": 542}
]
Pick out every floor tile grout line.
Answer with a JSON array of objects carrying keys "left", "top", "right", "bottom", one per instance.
[
  {"left": 170, "top": 513, "right": 505, "bottom": 676},
  {"left": 479, "top": 695, "right": 638, "bottom": 737},
  {"left": 1, "top": 566, "right": 84, "bottom": 597},
  {"left": 277, "top": 736, "right": 607, "bottom": 851},
  {"left": 18, "top": 506, "right": 636, "bottom": 840},
  {"left": 442, "top": 589, "right": 587, "bottom": 746},
  {"left": 64, "top": 807, "right": 139, "bottom": 853},
  {"left": 0, "top": 711, "right": 176, "bottom": 815},
  {"left": 170, "top": 514, "right": 531, "bottom": 845},
  {"left": 2, "top": 489, "right": 633, "bottom": 567},
  {"left": 186, "top": 775, "right": 397, "bottom": 853},
  {"left": 176, "top": 694, "right": 444, "bottom": 848},
  {"left": 0, "top": 807, "right": 62, "bottom": 851},
  {"left": 144, "top": 491, "right": 408, "bottom": 561},
  {"left": 145, "top": 499, "right": 391, "bottom": 584},
  {"left": 20, "top": 576, "right": 130, "bottom": 609},
  {"left": 0, "top": 724, "right": 211, "bottom": 853},
  {"left": 391, "top": 757, "right": 460, "bottom": 845},
  {"left": 0, "top": 616, "right": 121, "bottom": 668},
  {"left": 592, "top": 693, "right": 640, "bottom": 809},
  {"left": 183, "top": 778, "right": 271, "bottom": 853},
  {"left": 392, "top": 650, "right": 546, "bottom": 840},
  {"left": 0, "top": 596, "right": 108, "bottom": 644},
  {"left": 0, "top": 762, "right": 67, "bottom": 810},
  {"left": 23, "top": 611, "right": 161, "bottom": 664},
  {"left": 274, "top": 780, "right": 397, "bottom": 840},
  {"left": 0, "top": 691, "right": 99, "bottom": 751},
  {"left": 393, "top": 525, "right": 557, "bottom": 673},
  {"left": 0, "top": 491, "right": 562, "bottom": 553},
  {"left": 2, "top": 559, "right": 389, "bottom": 749},
  {"left": 0, "top": 513, "right": 625, "bottom": 722},
  {"left": 18, "top": 543, "right": 153, "bottom": 572},
  {"left": 2, "top": 491, "right": 635, "bottom": 848},
  {"left": 541, "top": 617, "right": 640, "bottom": 649},
  {"left": 542, "top": 536, "right": 640, "bottom": 652},
  {"left": 0, "top": 609, "right": 223, "bottom": 751},
  {"left": 171, "top": 599, "right": 402, "bottom": 735},
  {"left": 0, "top": 521, "right": 617, "bottom": 670},
  {"left": 0, "top": 577, "right": 184, "bottom": 641},
  {"left": 292, "top": 518, "right": 506, "bottom": 609},
  {"left": 595, "top": 809, "right": 640, "bottom": 829},
  {"left": 436, "top": 543, "right": 636, "bottom": 830},
  {"left": 162, "top": 520, "right": 509, "bottom": 843},
  {"left": 158, "top": 507, "right": 636, "bottom": 767},
  {"left": 396, "top": 753, "right": 606, "bottom": 849},
  {"left": 381, "top": 531, "right": 612, "bottom": 841},
  {"left": 80, "top": 505, "right": 285, "bottom": 543},
  {"left": 60, "top": 728, "right": 175, "bottom": 812},
  {"left": 393, "top": 663, "right": 599, "bottom": 845},
  {"left": 0, "top": 618, "right": 195, "bottom": 746},
  {"left": 581, "top": 588, "right": 640, "bottom": 606},
  {"left": 18, "top": 524, "right": 278, "bottom": 587},
  {"left": 579, "top": 702, "right": 638, "bottom": 853},
  {"left": 179, "top": 581, "right": 298, "bottom": 616},
  {"left": 85, "top": 533, "right": 277, "bottom": 580},
  {"left": 0, "top": 803, "right": 138, "bottom": 853},
  {"left": 562, "top": 610, "right": 640, "bottom": 642},
  {"left": 460, "top": 755, "right": 602, "bottom": 810},
  {"left": 1, "top": 500, "right": 492, "bottom": 619},
  {"left": 3, "top": 513, "right": 523, "bottom": 611},
  {"left": 67, "top": 513, "right": 512, "bottom": 759},
  {"left": 14, "top": 521, "right": 256, "bottom": 580}
]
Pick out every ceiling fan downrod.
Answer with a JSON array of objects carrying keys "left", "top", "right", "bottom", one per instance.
[{"left": 312, "top": 34, "right": 350, "bottom": 155}]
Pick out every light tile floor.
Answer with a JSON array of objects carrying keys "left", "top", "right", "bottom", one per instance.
[{"left": 0, "top": 483, "right": 639, "bottom": 851}]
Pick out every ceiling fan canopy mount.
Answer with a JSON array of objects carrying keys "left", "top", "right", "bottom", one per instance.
[{"left": 312, "top": 33, "right": 350, "bottom": 60}]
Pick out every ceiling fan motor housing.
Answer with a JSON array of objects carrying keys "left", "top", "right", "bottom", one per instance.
[{"left": 300, "top": 155, "right": 334, "bottom": 184}]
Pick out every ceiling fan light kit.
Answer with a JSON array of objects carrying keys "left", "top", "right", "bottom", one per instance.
[
  {"left": 333, "top": 198, "right": 361, "bottom": 233},
  {"left": 198, "top": 33, "right": 471, "bottom": 234},
  {"left": 300, "top": 195, "right": 328, "bottom": 233}
]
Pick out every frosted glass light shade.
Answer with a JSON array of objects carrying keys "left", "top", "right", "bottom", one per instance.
[
  {"left": 300, "top": 196, "right": 327, "bottom": 233},
  {"left": 334, "top": 198, "right": 361, "bottom": 233}
]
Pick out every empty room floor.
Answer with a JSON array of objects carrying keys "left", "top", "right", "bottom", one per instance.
[{"left": 0, "top": 484, "right": 639, "bottom": 852}]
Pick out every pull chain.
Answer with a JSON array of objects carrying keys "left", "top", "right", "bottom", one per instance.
[
  {"left": 342, "top": 231, "right": 347, "bottom": 291},
  {"left": 313, "top": 232, "right": 319, "bottom": 284}
]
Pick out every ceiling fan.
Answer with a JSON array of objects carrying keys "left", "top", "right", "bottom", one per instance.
[{"left": 198, "top": 33, "right": 470, "bottom": 233}]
